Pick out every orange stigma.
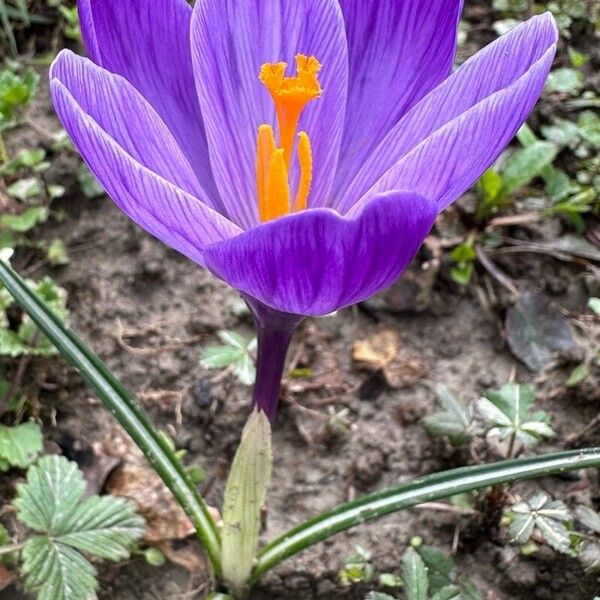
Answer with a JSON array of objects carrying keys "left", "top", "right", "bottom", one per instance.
[{"left": 256, "top": 54, "right": 321, "bottom": 222}]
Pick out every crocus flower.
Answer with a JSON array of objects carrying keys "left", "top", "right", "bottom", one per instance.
[{"left": 50, "top": 0, "right": 557, "bottom": 420}]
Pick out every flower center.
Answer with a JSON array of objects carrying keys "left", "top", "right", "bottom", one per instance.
[{"left": 256, "top": 54, "right": 322, "bottom": 222}]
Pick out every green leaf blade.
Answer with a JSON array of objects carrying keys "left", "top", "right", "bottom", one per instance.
[{"left": 22, "top": 536, "right": 97, "bottom": 600}]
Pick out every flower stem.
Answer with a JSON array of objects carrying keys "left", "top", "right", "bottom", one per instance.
[{"left": 245, "top": 296, "right": 303, "bottom": 421}]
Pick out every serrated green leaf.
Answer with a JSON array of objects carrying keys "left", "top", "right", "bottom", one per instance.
[
  {"left": 15, "top": 456, "right": 144, "bottom": 598},
  {"left": 14, "top": 456, "right": 86, "bottom": 533},
  {"left": 234, "top": 352, "right": 256, "bottom": 386},
  {"left": 21, "top": 535, "right": 97, "bottom": 600},
  {"left": 0, "top": 422, "right": 43, "bottom": 470},
  {"left": 538, "top": 499, "right": 571, "bottom": 521},
  {"left": 401, "top": 547, "right": 428, "bottom": 600},
  {"left": 534, "top": 514, "right": 572, "bottom": 554},
  {"left": 484, "top": 383, "right": 535, "bottom": 422},
  {"left": 435, "top": 385, "right": 471, "bottom": 426},
  {"left": 520, "top": 421, "right": 555, "bottom": 438},
  {"left": 422, "top": 412, "right": 471, "bottom": 445},
  {"left": 580, "top": 542, "right": 600, "bottom": 572},
  {"left": 200, "top": 345, "right": 244, "bottom": 368},
  {"left": 509, "top": 512, "right": 535, "bottom": 544},
  {"left": 56, "top": 495, "right": 145, "bottom": 560},
  {"left": 575, "top": 505, "right": 600, "bottom": 534},
  {"left": 476, "top": 398, "right": 512, "bottom": 427},
  {"left": 217, "top": 330, "right": 251, "bottom": 350}
]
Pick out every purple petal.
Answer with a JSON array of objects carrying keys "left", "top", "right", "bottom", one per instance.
[
  {"left": 51, "top": 79, "right": 241, "bottom": 266},
  {"left": 204, "top": 192, "right": 437, "bottom": 316},
  {"left": 331, "top": 0, "right": 463, "bottom": 203},
  {"left": 339, "top": 13, "right": 558, "bottom": 214},
  {"left": 77, "top": 0, "right": 219, "bottom": 206},
  {"left": 50, "top": 50, "right": 206, "bottom": 200},
  {"left": 191, "top": 0, "right": 348, "bottom": 229}
]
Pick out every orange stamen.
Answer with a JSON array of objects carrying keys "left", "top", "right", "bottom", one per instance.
[
  {"left": 261, "top": 148, "right": 290, "bottom": 222},
  {"left": 256, "top": 124, "right": 276, "bottom": 217},
  {"left": 256, "top": 54, "right": 321, "bottom": 223},
  {"left": 259, "top": 54, "right": 321, "bottom": 167},
  {"left": 294, "top": 132, "right": 312, "bottom": 212}
]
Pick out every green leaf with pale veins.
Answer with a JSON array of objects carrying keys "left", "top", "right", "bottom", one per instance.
[
  {"left": 0, "top": 422, "right": 43, "bottom": 470},
  {"left": 14, "top": 456, "right": 145, "bottom": 599},
  {"left": 401, "top": 547, "right": 428, "bottom": 600},
  {"left": 21, "top": 536, "right": 97, "bottom": 600}
]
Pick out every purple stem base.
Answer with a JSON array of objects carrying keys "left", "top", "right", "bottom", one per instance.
[{"left": 245, "top": 295, "right": 304, "bottom": 422}]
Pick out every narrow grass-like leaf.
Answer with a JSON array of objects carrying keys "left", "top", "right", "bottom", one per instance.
[{"left": 252, "top": 448, "right": 600, "bottom": 583}]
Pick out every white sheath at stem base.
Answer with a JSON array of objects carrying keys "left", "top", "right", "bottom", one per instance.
[{"left": 221, "top": 409, "right": 273, "bottom": 597}]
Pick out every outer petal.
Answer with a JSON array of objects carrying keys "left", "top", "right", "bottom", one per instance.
[
  {"left": 331, "top": 0, "right": 463, "bottom": 202},
  {"left": 339, "top": 13, "right": 558, "bottom": 213},
  {"left": 77, "top": 0, "right": 219, "bottom": 206},
  {"left": 191, "top": 0, "right": 348, "bottom": 228},
  {"left": 204, "top": 192, "right": 437, "bottom": 316},
  {"left": 51, "top": 51, "right": 205, "bottom": 200},
  {"left": 51, "top": 80, "right": 241, "bottom": 266}
]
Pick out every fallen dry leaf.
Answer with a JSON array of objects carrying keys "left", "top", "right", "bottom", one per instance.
[
  {"left": 156, "top": 539, "right": 207, "bottom": 574},
  {"left": 0, "top": 565, "right": 15, "bottom": 591},
  {"left": 102, "top": 430, "right": 219, "bottom": 545},
  {"left": 352, "top": 327, "right": 427, "bottom": 389}
]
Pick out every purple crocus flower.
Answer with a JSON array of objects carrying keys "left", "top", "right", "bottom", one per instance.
[{"left": 50, "top": 0, "right": 557, "bottom": 420}]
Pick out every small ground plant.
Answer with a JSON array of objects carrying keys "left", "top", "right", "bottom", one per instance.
[{"left": 0, "top": 455, "right": 145, "bottom": 599}]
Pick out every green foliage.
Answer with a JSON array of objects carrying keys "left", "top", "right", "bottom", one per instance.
[
  {"left": 0, "top": 421, "right": 43, "bottom": 471},
  {"left": 0, "top": 205, "right": 48, "bottom": 232},
  {"left": 450, "top": 241, "right": 476, "bottom": 286},
  {"left": 77, "top": 162, "right": 104, "bottom": 198},
  {"left": 477, "top": 383, "right": 554, "bottom": 448},
  {"left": 423, "top": 382, "right": 554, "bottom": 454},
  {"left": 353, "top": 542, "right": 482, "bottom": 600},
  {"left": 546, "top": 68, "right": 584, "bottom": 95},
  {"left": 0, "top": 65, "right": 39, "bottom": 128},
  {"left": 200, "top": 329, "right": 257, "bottom": 386},
  {"left": 143, "top": 547, "right": 166, "bottom": 566},
  {"left": 14, "top": 455, "right": 145, "bottom": 600},
  {"left": 0, "top": 275, "right": 68, "bottom": 357},
  {"left": 476, "top": 142, "right": 558, "bottom": 220},
  {"left": 421, "top": 384, "right": 475, "bottom": 446},
  {"left": 340, "top": 545, "right": 374, "bottom": 585},
  {"left": 506, "top": 492, "right": 573, "bottom": 554}
]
